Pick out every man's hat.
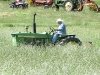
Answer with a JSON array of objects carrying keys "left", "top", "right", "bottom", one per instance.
[{"left": 56, "top": 18, "right": 63, "bottom": 23}]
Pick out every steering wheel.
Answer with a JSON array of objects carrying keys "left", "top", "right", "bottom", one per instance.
[{"left": 49, "top": 26, "right": 55, "bottom": 34}]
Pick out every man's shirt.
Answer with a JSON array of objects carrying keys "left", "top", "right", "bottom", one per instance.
[{"left": 57, "top": 23, "right": 66, "bottom": 34}]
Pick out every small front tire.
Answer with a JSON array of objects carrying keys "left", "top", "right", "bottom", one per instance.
[{"left": 64, "top": 1, "right": 73, "bottom": 11}]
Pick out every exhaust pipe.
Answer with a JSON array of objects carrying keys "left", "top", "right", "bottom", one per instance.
[{"left": 33, "top": 13, "right": 36, "bottom": 33}]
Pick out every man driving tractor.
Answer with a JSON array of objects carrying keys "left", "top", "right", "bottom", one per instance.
[{"left": 51, "top": 18, "right": 67, "bottom": 45}]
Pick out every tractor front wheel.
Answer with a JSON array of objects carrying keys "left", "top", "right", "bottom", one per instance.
[{"left": 64, "top": 1, "right": 73, "bottom": 11}]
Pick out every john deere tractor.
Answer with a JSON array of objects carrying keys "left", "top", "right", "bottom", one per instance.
[{"left": 11, "top": 13, "right": 82, "bottom": 46}]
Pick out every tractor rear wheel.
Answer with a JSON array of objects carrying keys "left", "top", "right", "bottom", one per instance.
[
  {"left": 64, "top": 1, "right": 73, "bottom": 11},
  {"left": 64, "top": 38, "right": 82, "bottom": 46}
]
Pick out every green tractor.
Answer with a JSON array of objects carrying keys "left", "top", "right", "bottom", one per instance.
[
  {"left": 11, "top": 13, "right": 82, "bottom": 46},
  {"left": 53, "top": 0, "right": 84, "bottom": 11}
]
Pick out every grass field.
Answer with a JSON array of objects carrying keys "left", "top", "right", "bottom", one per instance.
[{"left": 0, "top": 1, "right": 100, "bottom": 75}]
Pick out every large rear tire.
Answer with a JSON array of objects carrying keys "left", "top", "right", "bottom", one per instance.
[
  {"left": 64, "top": 1, "right": 73, "bottom": 11},
  {"left": 64, "top": 38, "right": 82, "bottom": 46}
]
